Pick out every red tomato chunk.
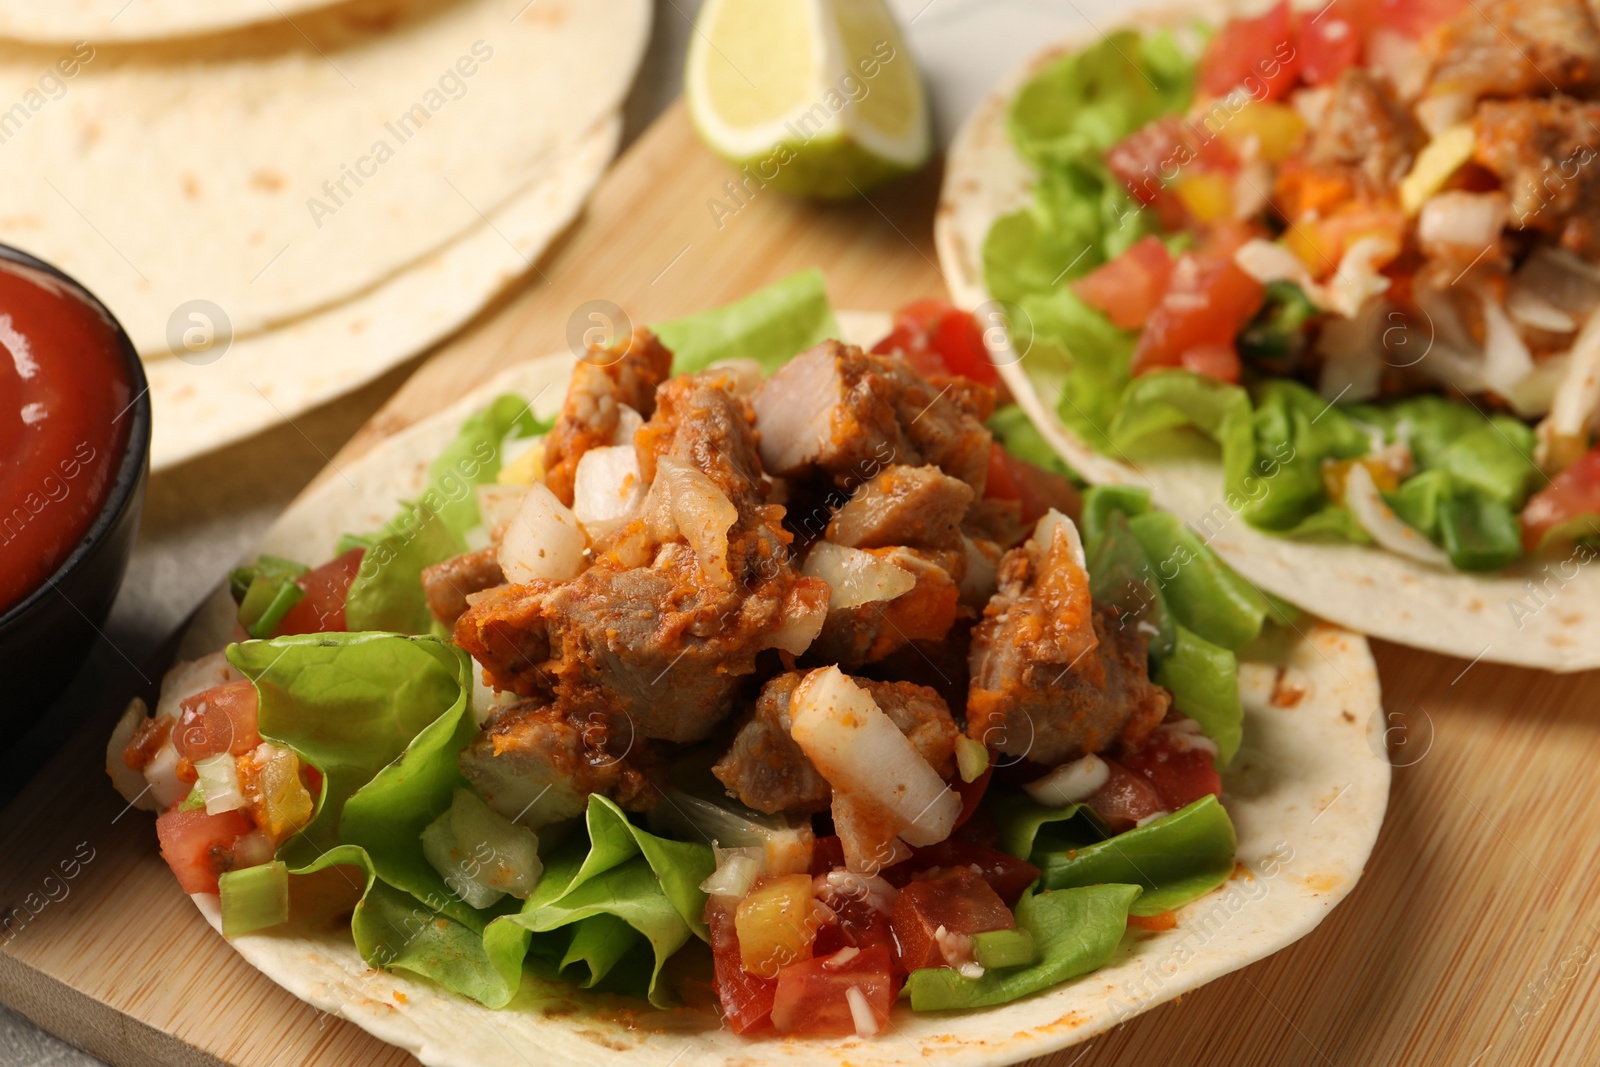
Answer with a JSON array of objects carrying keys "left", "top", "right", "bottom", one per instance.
[
  {"left": 883, "top": 837, "right": 1040, "bottom": 908},
  {"left": 1072, "top": 236, "right": 1175, "bottom": 330},
  {"left": 277, "top": 547, "right": 364, "bottom": 635},
  {"left": 155, "top": 807, "right": 254, "bottom": 895},
  {"left": 1199, "top": 1, "right": 1300, "bottom": 101},
  {"left": 1121, "top": 733, "right": 1224, "bottom": 813},
  {"left": 173, "top": 680, "right": 261, "bottom": 761},
  {"left": 1084, "top": 759, "right": 1167, "bottom": 832},
  {"left": 889, "top": 867, "right": 1016, "bottom": 972},
  {"left": 770, "top": 945, "right": 896, "bottom": 1036},
  {"left": 706, "top": 900, "right": 778, "bottom": 1034}
]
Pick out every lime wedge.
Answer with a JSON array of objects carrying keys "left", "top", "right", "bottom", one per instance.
[{"left": 686, "top": 0, "right": 931, "bottom": 201}]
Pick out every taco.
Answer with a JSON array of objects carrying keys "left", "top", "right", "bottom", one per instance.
[
  {"left": 937, "top": 0, "right": 1600, "bottom": 670},
  {"left": 107, "top": 273, "right": 1387, "bottom": 1065}
]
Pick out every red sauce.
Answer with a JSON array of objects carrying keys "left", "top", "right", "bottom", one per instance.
[{"left": 0, "top": 259, "right": 132, "bottom": 613}]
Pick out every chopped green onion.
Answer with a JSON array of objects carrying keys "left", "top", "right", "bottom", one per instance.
[
  {"left": 335, "top": 532, "right": 378, "bottom": 556},
  {"left": 228, "top": 555, "right": 308, "bottom": 603},
  {"left": 219, "top": 861, "right": 290, "bottom": 937},
  {"left": 971, "top": 928, "right": 1037, "bottom": 969},
  {"left": 1237, "top": 281, "right": 1316, "bottom": 367},
  {"left": 955, "top": 736, "right": 990, "bottom": 784},
  {"left": 238, "top": 576, "right": 305, "bottom": 639},
  {"left": 177, "top": 783, "right": 206, "bottom": 812}
]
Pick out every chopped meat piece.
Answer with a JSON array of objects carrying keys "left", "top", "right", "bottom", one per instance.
[
  {"left": 1425, "top": 0, "right": 1600, "bottom": 103},
  {"left": 457, "top": 375, "right": 829, "bottom": 743},
  {"left": 751, "top": 341, "right": 995, "bottom": 493},
  {"left": 459, "top": 694, "right": 659, "bottom": 830},
  {"left": 422, "top": 546, "right": 505, "bottom": 627},
  {"left": 1306, "top": 68, "right": 1423, "bottom": 191},
  {"left": 962, "top": 498, "right": 1028, "bottom": 549},
  {"left": 827, "top": 464, "right": 975, "bottom": 550},
  {"left": 543, "top": 329, "right": 673, "bottom": 506},
  {"left": 713, "top": 671, "right": 960, "bottom": 815},
  {"left": 966, "top": 519, "right": 1170, "bottom": 766},
  {"left": 806, "top": 547, "right": 961, "bottom": 668},
  {"left": 1474, "top": 95, "right": 1600, "bottom": 256}
]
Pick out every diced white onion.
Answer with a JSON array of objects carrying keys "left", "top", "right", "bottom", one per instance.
[
  {"left": 700, "top": 846, "right": 764, "bottom": 899},
  {"left": 231, "top": 831, "right": 276, "bottom": 869},
  {"left": 789, "top": 667, "right": 960, "bottom": 848},
  {"left": 1367, "top": 28, "right": 1425, "bottom": 100},
  {"left": 1478, "top": 287, "right": 1536, "bottom": 396},
  {"left": 106, "top": 698, "right": 157, "bottom": 809},
  {"left": 1235, "top": 238, "right": 1315, "bottom": 290},
  {"left": 845, "top": 984, "right": 880, "bottom": 1038},
  {"left": 646, "top": 456, "right": 739, "bottom": 586},
  {"left": 1507, "top": 288, "right": 1577, "bottom": 334},
  {"left": 1154, "top": 718, "right": 1221, "bottom": 758},
  {"left": 142, "top": 743, "right": 190, "bottom": 810},
  {"left": 1537, "top": 311, "right": 1600, "bottom": 470},
  {"left": 1031, "top": 509, "right": 1086, "bottom": 570},
  {"left": 1343, "top": 462, "right": 1451, "bottom": 567},
  {"left": 571, "top": 444, "right": 648, "bottom": 535},
  {"left": 815, "top": 869, "right": 899, "bottom": 913},
  {"left": 803, "top": 541, "right": 917, "bottom": 611},
  {"left": 1023, "top": 754, "right": 1110, "bottom": 806},
  {"left": 609, "top": 404, "right": 644, "bottom": 447},
  {"left": 1417, "top": 192, "right": 1506, "bottom": 262},
  {"left": 499, "top": 481, "right": 587, "bottom": 585},
  {"left": 763, "top": 584, "right": 828, "bottom": 656},
  {"left": 1326, "top": 235, "right": 1396, "bottom": 319},
  {"left": 648, "top": 790, "right": 816, "bottom": 875},
  {"left": 825, "top": 946, "right": 861, "bottom": 968},
  {"left": 196, "top": 753, "right": 247, "bottom": 815},
  {"left": 1415, "top": 92, "right": 1472, "bottom": 138}
]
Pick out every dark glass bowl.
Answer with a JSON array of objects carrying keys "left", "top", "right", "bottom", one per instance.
[{"left": 0, "top": 244, "right": 150, "bottom": 732}]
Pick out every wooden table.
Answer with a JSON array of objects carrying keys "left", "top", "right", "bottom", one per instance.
[{"left": 4, "top": 103, "right": 1599, "bottom": 1067}]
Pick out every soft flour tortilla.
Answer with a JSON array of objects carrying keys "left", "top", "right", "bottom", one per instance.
[
  {"left": 174, "top": 309, "right": 1389, "bottom": 1067},
  {"left": 0, "top": 1, "right": 344, "bottom": 44},
  {"left": 145, "top": 114, "right": 619, "bottom": 470},
  {"left": 935, "top": 2, "right": 1600, "bottom": 672},
  {"left": 0, "top": 0, "right": 647, "bottom": 356}
]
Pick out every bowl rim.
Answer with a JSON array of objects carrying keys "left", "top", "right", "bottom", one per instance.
[{"left": 0, "top": 241, "right": 152, "bottom": 629}]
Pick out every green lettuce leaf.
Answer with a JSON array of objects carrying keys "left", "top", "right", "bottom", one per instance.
[
  {"left": 1085, "top": 509, "right": 1176, "bottom": 660},
  {"left": 988, "top": 403, "right": 1076, "bottom": 477},
  {"left": 656, "top": 268, "right": 839, "bottom": 376},
  {"left": 481, "top": 795, "right": 715, "bottom": 1009},
  {"left": 227, "top": 633, "right": 512, "bottom": 1004},
  {"left": 1125, "top": 510, "right": 1269, "bottom": 651},
  {"left": 906, "top": 884, "right": 1142, "bottom": 1010},
  {"left": 1154, "top": 626, "right": 1242, "bottom": 766},
  {"left": 344, "top": 394, "right": 546, "bottom": 634}
]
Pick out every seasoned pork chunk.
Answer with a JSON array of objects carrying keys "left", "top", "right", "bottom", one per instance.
[
  {"left": 543, "top": 329, "right": 673, "bottom": 506},
  {"left": 713, "top": 670, "right": 960, "bottom": 815},
  {"left": 803, "top": 546, "right": 961, "bottom": 668},
  {"left": 459, "top": 695, "right": 659, "bottom": 829},
  {"left": 751, "top": 341, "right": 995, "bottom": 492},
  {"left": 827, "top": 464, "right": 974, "bottom": 550},
  {"left": 1307, "top": 68, "right": 1423, "bottom": 191},
  {"left": 456, "top": 375, "right": 829, "bottom": 743},
  {"left": 422, "top": 546, "right": 505, "bottom": 627},
  {"left": 1474, "top": 95, "right": 1600, "bottom": 256},
  {"left": 1425, "top": 0, "right": 1600, "bottom": 103},
  {"left": 966, "top": 515, "right": 1169, "bottom": 766}
]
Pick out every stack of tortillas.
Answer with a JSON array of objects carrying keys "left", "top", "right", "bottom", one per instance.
[{"left": 0, "top": 0, "right": 649, "bottom": 467}]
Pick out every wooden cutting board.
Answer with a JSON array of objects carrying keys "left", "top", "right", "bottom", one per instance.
[{"left": 5, "top": 103, "right": 1600, "bottom": 1067}]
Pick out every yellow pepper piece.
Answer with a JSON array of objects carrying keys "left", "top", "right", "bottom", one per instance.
[
  {"left": 1217, "top": 101, "right": 1306, "bottom": 163},
  {"left": 735, "top": 874, "right": 816, "bottom": 977},
  {"left": 1399, "top": 124, "right": 1475, "bottom": 215},
  {"left": 1176, "top": 171, "right": 1234, "bottom": 224},
  {"left": 496, "top": 438, "right": 545, "bottom": 486}
]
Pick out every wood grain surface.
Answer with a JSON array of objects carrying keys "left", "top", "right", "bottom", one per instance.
[{"left": 4, "top": 103, "right": 1599, "bottom": 1067}]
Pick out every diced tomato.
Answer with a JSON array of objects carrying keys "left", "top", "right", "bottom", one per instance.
[
  {"left": 173, "top": 680, "right": 261, "bottom": 762},
  {"left": 812, "top": 887, "right": 898, "bottom": 962},
  {"left": 1107, "top": 118, "right": 1238, "bottom": 231},
  {"left": 882, "top": 837, "right": 1040, "bottom": 907},
  {"left": 873, "top": 300, "right": 1001, "bottom": 387},
  {"left": 1297, "top": 1, "right": 1363, "bottom": 86},
  {"left": 984, "top": 445, "right": 1083, "bottom": 525},
  {"left": 770, "top": 946, "right": 896, "bottom": 1036},
  {"left": 276, "top": 548, "right": 364, "bottom": 636},
  {"left": 1520, "top": 447, "right": 1600, "bottom": 552},
  {"left": 1121, "top": 732, "right": 1224, "bottom": 812},
  {"left": 1179, "top": 342, "right": 1243, "bottom": 383},
  {"left": 1072, "top": 236, "right": 1174, "bottom": 330},
  {"left": 155, "top": 807, "right": 254, "bottom": 895},
  {"left": 1132, "top": 250, "right": 1266, "bottom": 377},
  {"left": 1084, "top": 759, "right": 1167, "bottom": 833},
  {"left": 809, "top": 835, "right": 846, "bottom": 876},
  {"left": 1199, "top": 1, "right": 1300, "bottom": 101},
  {"left": 888, "top": 867, "right": 1015, "bottom": 972},
  {"left": 707, "top": 900, "right": 778, "bottom": 1034}
]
